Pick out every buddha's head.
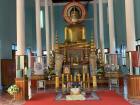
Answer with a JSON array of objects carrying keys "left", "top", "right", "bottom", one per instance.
[{"left": 70, "top": 10, "right": 80, "bottom": 23}]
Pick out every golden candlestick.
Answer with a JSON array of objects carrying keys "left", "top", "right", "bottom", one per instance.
[
  {"left": 66, "top": 74, "right": 70, "bottom": 90},
  {"left": 62, "top": 74, "right": 64, "bottom": 82},
  {"left": 77, "top": 73, "right": 81, "bottom": 82},
  {"left": 66, "top": 74, "right": 69, "bottom": 82},
  {"left": 92, "top": 75, "right": 97, "bottom": 90},
  {"left": 62, "top": 74, "right": 65, "bottom": 88},
  {"left": 74, "top": 75, "right": 77, "bottom": 82},
  {"left": 87, "top": 73, "right": 90, "bottom": 88},
  {"left": 83, "top": 73, "right": 85, "bottom": 81},
  {"left": 83, "top": 73, "right": 86, "bottom": 89},
  {"left": 55, "top": 76, "right": 60, "bottom": 90},
  {"left": 70, "top": 75, "right": 73, "bottom": 82}
]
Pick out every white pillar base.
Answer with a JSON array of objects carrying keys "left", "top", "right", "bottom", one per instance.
[{"left": 128, "top": 52, "right": 133, "bottom": 75}]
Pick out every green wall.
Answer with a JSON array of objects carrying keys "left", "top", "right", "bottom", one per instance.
[
  {"left": 103, "top": 3, "right": 109, "bottom": 48},
  {"left": 25, "top": 0, "right": 36, "bottom": 51},
  {"left": 134, "top": 0, "right": 140, "bottom": 40},
  {"left": 0, "top": 0, "right": 140, "bottom": 59},
  {"left": 0, "top": 0, "right": 16, "bottom": 59},
  {"left": 114, "top": 0, "right": 126, "bottom": 49},
  {"left": 0, "top": 0, "right": 36, "bottom": 59}
]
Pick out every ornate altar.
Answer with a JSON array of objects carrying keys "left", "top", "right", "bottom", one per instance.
[{"left": 54, "top": 2, "right": 99, "bottom": 92}]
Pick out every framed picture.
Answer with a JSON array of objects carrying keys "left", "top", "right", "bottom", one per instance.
[{"left": 63, "top": 65, "right": 70, "bottom": 74}]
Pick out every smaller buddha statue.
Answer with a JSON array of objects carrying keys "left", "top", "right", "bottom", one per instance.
[{"left": 64, "top": 9, "right": 86, "bottom": 43}]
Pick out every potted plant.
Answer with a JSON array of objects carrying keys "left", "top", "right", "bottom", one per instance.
[{"left": 7, "top": 84, "right": 20, "bottom": 100}]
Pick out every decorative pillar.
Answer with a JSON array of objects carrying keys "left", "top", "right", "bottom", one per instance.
[
  {"left": 35, "top": 0, "right": 42, "bottom": 63},
  {"left": 16, "top": 0, "right": 26, "bottom": 78},
  {"left": 45, "top": 0, "right": 50, "bottom": 67},
  {"left": 108, "top": 0, "right": 116, "bottom": 54},
  {"left": 125, "top": 0, "right": 136, "bottom": 75},
  {"left": 93, "top": 0, "right": 98, "bottom": 48},
  {"left": 99, "top": 0, "right": 105, "bottom": 59},
  {"left": 50, "top": 1, "right": 55, "bottom": 50},
  {"left": 55, "top": 76, "right": 59, "bottom": 92}
]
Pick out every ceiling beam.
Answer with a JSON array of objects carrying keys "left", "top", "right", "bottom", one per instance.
[{"left": 40, "top": 0, "right": 108, "bottom": 6}]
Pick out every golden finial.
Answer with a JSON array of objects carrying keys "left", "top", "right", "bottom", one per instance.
[
  {"left": 63, "top": 48, "right": 67, "bottom": 64},
  {"left": 90, "top": 33, "right": 96, "bottom": 53},
  {"left": 55, "top": 32, "right": 60, "bottom": 53},
  {"left": 55, "top": 32, "right": 59, "bottom": 44}
]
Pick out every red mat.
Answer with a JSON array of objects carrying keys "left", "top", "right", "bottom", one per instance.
[{"left": 24, "top": 90, "right": 131, "bottom": 105}]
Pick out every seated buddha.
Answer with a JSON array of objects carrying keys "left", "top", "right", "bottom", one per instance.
[{"left": 64, "top": 10, "right": 86, "bottom": 43}]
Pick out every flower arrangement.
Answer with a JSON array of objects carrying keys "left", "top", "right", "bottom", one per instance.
[{"left": 7, "top": 84, "right": 19, "bottom": 96}]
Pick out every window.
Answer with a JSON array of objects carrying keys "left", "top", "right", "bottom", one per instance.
[
  {"left": 43, "top": 50, "right": 47, "bottom": 55},
  {"left": 136, "top": 39, "right": 140, "bottom": 46},
  {"left": 104, "top": 48, "right": 109, "bottom": 53},
  {"left": 121, "top": 43, "right": 126, "bottom": 65},
  {"left": 26, "top": 48, "right": 31, "bottom": 55},
  {"left": 12, "top": 44, "right": 17, "bottom": 50}
]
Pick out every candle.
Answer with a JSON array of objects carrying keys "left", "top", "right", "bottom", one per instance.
[
  {"left": 74, "top": 75, "right": 76, "bottom": 82},
  {"left": 83, "top": 73, "right": 86, "bottom": 88},
  {"left": 67, "top": 74, "right": 69, "bottom": 82},
  {"left": 62, "top": 74, "right": 64, "bottom": 82},
  {"left": 62, "top": 74, "right": 65, "bottom": 89},
  {"left": 87, "top": 73, "right": 90, "bottom": 88},
  {"left": 77, "top": 74, "right": 80, "bottom": 82},
  {"left": 92, "top": 75, "right": 97, "bottom": 88},
  {"left": 70, "top": 75, "right": 73, "bottom": 82},
  {"left": 55, "top": 76, "right": 59, "bottom": 89},
  {"left": 83, "top": 73, "right": 85, "bottom": 81}
]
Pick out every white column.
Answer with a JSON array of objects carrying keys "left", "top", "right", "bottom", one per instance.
[
  {"left": 16, "top": 0, "right": 26, "bottom": 77},
  {"left": 125, "top": 0, "right": 136, "bottom": 51},
  {"left": 50, "top": 1, "right": 55, "bottom": 50},
  {"left": 35, "top": 0, "right": 42, "bottom": 62},
  {"left": 108, "top": 0, "right": 116, "bottom": 54},
  {"left": 99, "top": 0, "right": 105, "bottom": 57},
  {"left": 16, "top": 0, "right": 25, "bottom": 55},
  {"left": 125, "top": 0, "right": 136, "bottom": 75},
  {"left": 93, "top": 0, "right": 98, "bottom": 48},
  {"left": 45, "top": 0, "right": 50, "bottom": 67}
]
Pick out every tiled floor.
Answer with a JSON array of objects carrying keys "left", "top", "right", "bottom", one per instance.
[{"left": 0, "top": 93, "right": 25, "bottom": 105}]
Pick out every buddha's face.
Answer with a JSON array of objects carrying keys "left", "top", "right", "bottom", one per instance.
[{"left": 71, "top": 11, "right": 80, "bottom": 23}]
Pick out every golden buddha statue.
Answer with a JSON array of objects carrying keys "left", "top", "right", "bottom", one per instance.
[{"left": 64, "top": 10, "right": 86, "bottom": 43}]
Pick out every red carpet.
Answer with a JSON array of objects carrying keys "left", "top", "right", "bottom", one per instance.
[{"left": 24, "top": 90, "right": 131, "bottom": 105}]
